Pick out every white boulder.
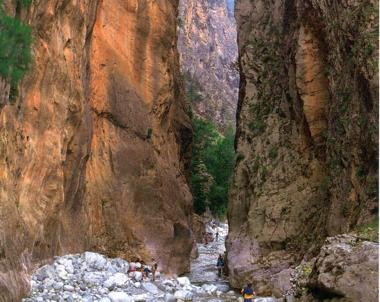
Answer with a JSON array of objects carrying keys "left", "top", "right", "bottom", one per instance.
[
  {"left": 108, "top": 291, "right": 133, "bottom": 302},
  {"left": 164, "top": 293, "right": 176, "bottom": 302},
  {"left": 142, "top": 282, "right": 160, "bottom": 295},
  {"left": 202, "top": 284, "right": 218, "bottom": 294},
  {"left": 84, "top": 252, "right": 107, "bottom": 270},
  {"left": 177, "top": 276, "right": 191, "bottom": 287},
  {"left": 104, "top": 272, "right": 128, "bottom": 288},
  {"left": 174, "top": 290, "right": 193, "bottom": 301},
  {"left": 133, "top": 271, "right": 143, "bottom": 281},
  {"left": 132, "top": 294, "right": 149, "bottom": 301},
  {"left": 83, "top": 272, "right": 104, "bottom": 286}
]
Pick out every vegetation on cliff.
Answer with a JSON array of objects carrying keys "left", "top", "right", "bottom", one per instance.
[
  {"left": 190, "top": 116, "right": 235, "bottom": 216},
  {"left": 0, "top": 0, "right": 32, "bottom": 91}
]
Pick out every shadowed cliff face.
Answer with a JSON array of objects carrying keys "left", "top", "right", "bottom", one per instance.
[
  {"left": 227, "top": 0, "right": 378, "bottom": 297},
  {"left": 0, "top": 1, "right": 193, "bottom": 300}
]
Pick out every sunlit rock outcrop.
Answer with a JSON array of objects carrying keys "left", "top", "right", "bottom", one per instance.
[{"left": 0, "top": 1, "right": 193, "bottom": 300}]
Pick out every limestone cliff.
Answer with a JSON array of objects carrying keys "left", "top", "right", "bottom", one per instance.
[
  {"left": 227, "top": 0, "right": 378, "bottom": 298},
  {"left": 0, "top": 1, "right": 193, "bottom": 301},
  {"left": 177, "top": 0, "right": 238, "bottom": 128}
]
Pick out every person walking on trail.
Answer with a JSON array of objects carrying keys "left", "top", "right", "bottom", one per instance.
[
  {"left": 204, "top": 233, "right": 209, "bottom": 245},
  {"left": 152, "top": 262, "right": 158, "bottom": 281},
  {"left": 216, "top": 254, "right": 224, "bottom": 277},
  {"left": 141, "top": 262, "right": 150, "bottom": 280},
  {"left": 215, "top": 231, "right": 219, "bottom": 241},
  {"left": 241, "top": 283, "right": 256, "bottom": 302}
]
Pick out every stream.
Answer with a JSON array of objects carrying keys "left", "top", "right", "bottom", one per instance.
[{"left": 188, "top": 221, "right": 276, "bottom": 302}]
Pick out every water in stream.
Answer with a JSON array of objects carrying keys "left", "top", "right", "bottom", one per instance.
[{"left": 188, "top": 221, "right": 276, "bottom": 302}]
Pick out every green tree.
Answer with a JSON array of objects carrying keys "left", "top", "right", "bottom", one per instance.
[
  {"left": 0, "top": 1, "right": 32, "bottom": 86},
  {"left": 190, "top": 117, "right": 235, "bottom": 216}
]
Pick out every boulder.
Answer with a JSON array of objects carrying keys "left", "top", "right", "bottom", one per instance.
[
  {"left": 270, "top": 268, "right": 294, "bottom": 297},
  {"left": 174, "top": 290, "right": 193, "bottom": 301},
  {"left": 133, "top": 271, "right": 143, "bottom": 281},
  {"left": 83, "top": 272, "right": 105, "bottom": 286},
  {"left": 34, "top": 265, "right": 55, "bottom": 281},
  {"left": 108, "top": 291, "right": 133, "bottom": 302},
  {"left": 84, "top": 252, "right": 108, "bottom": 270},
  {"left": 177, "top": 276, "right": 191, "bottom": 287},
  {"left": 110, "top": 258, "right": 129, "bottom": 273},
  {"left": 58, "top": 258, "right": 75, "bottom": 274},
  {"left": 104, "top": 273, "right": 128, "bottom": 288},
  {"left": 131, "top": 294, "right": 149, "bottom": 301},
  {"left": 164, "top": 293, "right": 176, "bottom": 302},
  {"left": 142, "top": 282, "right": 160, "bottom": 295},
  {"left": 308, "top": 235, "right": 378, "bottom": 301},
  {"left": 201, "top": 284, "right": 218, "bottom": 294}
]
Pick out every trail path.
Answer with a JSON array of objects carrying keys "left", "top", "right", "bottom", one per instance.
[{"left": 188, "top": 221, "right": 276, "bottom": 301}]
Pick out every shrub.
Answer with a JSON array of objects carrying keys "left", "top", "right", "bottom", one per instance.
[
  {"left": 146, "top": 128, "right": 153, "bottom": 139},
  {"left": 340, "top": 203, "right": 351, "bottom": 217},
  {"left": 19, "top": 0, "right": 32, "bottom": 6},
  {"left": 356, "top": 166, "right": 366, "bottom": 180},
  {"left": 268, "top": 146, "right": 278, "bottom": 159},
  {"left": 236, "top": 152, "right": 244, "bottom": 162},
  {"left": 357, "top": 217, "right": 379, "bottom": 242},
  {"left": 0, "top": 3, "right": 32, "bottom": 85},
  {"left": 248, "top": 119, "right": 266, "bottom": 135},
  {"left": 319, "top": 176, "right": 331, "bottom": 194}
]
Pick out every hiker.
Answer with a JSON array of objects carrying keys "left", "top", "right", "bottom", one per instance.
[
  {"left": 142, "top": 265, "right": 151, "bottom": 280},
  {"left": 204, "top": 233, "right": 208, "bottom": 245},
  {"left": 216, "top": 254, "right": 224, "bottom": 277},
  {"left": 128, "top": 262, "right": 136, "bottom": 273},
  {"left": 152, "top": 262, "right": 158, "bottom": 281},
  {"left": 241, "top": 283, "right": 256, "bottom": 302},
  {"left": 215, "top": 231, "right": 219, "bottom": 241}
]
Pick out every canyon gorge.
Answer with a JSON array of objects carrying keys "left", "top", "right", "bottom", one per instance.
[{"left": 0, "top": 0, "right": 378, "bottom": 301}]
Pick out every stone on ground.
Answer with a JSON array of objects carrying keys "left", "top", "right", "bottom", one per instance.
[{"left": 108, "top": 291, "right": 133, "bottom": 302}]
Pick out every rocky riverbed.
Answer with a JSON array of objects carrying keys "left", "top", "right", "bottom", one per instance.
[
  {"left": 22, "top": 251, "right": 236, "bottom": 302},
  {"left": 23, "top": 221, "right": 277, "bottom": 302}
]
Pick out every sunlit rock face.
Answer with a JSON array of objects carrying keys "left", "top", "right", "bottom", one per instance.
[
  {"left": 227, "top": 0, "right": 378, "bottom": 297},
  {"left": 177, "top": 0, "right": 239, "bottom": 128},
  {"left": 0, "top": 1, "right": 193, "bottom": 300}
]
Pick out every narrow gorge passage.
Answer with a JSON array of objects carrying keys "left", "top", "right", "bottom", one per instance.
[
  {"left": 0, "top": 0, "right": 377, "bottom": 301},
  {"left": 187, "top": 222, "right": 276, "bottom": 302}
]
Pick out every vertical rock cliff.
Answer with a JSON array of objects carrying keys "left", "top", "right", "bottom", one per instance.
[
  {"left": 228, "top": 0, "right": 378, "bottom": 298},
  {"left": 0, "top": 1, "right": 193, "bottom": 300},
  {"left": 177, "top": 0, "right": 239, "bottom": 128}
]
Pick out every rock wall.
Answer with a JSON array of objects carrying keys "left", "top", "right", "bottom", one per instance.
[
  {"left": 304, "top": 235, "right": 378, "bottom": 302},
  {"left": 177, "top": 0, "right": 239, "bottom": 128},
  {"left": 0, "top": 78, "right": 10, "bottom": 109},
  {"left": 0, "top": 1, "right": 193, "bottom": 301},
  {"left": 227, "top": 0, "right": 378, "bottom": 298}
]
